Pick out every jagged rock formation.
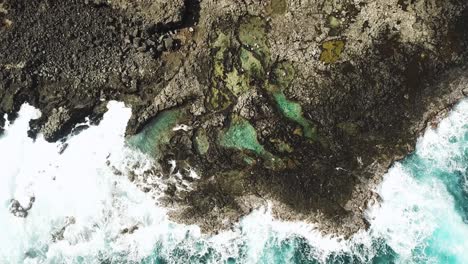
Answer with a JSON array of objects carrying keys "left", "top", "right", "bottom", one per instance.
[{"left": 1, "top": 0, "right": 468, "bottom": 236}]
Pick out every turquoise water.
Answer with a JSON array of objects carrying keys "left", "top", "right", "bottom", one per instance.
[
  {"left": 0, "top": 100, "right": 467, "bottom": 264},
  {"left": 140, "top": 100, "right": 468, "bottom": 264}
]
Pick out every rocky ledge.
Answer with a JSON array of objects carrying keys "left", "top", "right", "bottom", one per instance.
[{"left": 1, "top": 0, "right": 468, "bottom": 237}]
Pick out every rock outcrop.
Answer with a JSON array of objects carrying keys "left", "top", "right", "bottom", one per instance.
[{"left": 1, "top": 0, "right": 468, "bottom": 236}]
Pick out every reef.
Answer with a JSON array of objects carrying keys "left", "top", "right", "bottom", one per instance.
[{"left": 1, "top": 0, "right": 468, "bottom": 237}]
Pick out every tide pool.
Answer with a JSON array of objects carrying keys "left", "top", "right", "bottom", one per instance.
[{"left": 0, "top": 99, "right": 467, "bottom": 264}]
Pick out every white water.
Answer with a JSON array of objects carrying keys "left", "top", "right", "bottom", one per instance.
[
  {"left": 0, "top": 102, "right": 200, "bottom": 263},
  {"left": 365, "top": 99, "right": 468, "bottom": 263},
  {"left": 0, "top": 100, "right": 467, "bottom": 263}
]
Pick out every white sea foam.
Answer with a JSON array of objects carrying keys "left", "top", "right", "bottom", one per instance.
[
  {"left": 365, "top": 99, "right": 468, "bottom": 263},
  {"left": 0, "top": 102, "right": 187, "bottom": 263},
  {"left": 0, "top": 102, "right": 352, "bottom": 263},
  {"left": 0, "top": 99, "right": 467, "bottom": 263}
]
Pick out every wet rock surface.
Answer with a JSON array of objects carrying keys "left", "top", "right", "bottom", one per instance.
[
  {"left": 1, "top": 0, "right": 468, "bottom": 237},
  {"left": 9, "top": 197, "right": 35, "bottom": 218}
]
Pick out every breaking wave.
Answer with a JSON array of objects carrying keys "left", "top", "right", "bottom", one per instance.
[{"left": 0, "top": 99, "right": 467, "bottom": 263}]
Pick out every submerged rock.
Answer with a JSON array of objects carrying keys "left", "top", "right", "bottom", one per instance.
[{"left": 9, "top": 197, "right": 35, "bottom": 218}]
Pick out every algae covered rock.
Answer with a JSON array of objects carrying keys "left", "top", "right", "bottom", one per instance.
[
  {"left": 320, "top": 40, "right": 345, "bottom": 63},
  {"left": 1, "top": 0, "right": 468, "bottom": 238}
]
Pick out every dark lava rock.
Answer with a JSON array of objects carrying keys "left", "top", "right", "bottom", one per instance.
[{"left": 1, "top": 0, "right": 468, "bottom": 237}]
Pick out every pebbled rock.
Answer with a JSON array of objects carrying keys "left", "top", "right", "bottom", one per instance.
[{"left": 107, "top": 0, "right": 185, "bottom": 25}]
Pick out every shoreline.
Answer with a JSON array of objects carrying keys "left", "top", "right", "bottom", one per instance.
[
  {"left": 0, "top": 72, "right": 466, "bottom": 239},
  {"left": 164, "top": 69, "right": 468, "bottom": 238},
  {"left": 325, "top": 70, "right": 468, "bottom": 238},
  {"left": 1, "top": 0, "right": 468, "bottom": 241},
  {"left": 0, "top": 68, "right": 466, "bottom": 240}
]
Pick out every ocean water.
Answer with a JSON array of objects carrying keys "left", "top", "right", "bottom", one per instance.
[{"left": 0, "top": 99, "right": 467, "bottom": 264}]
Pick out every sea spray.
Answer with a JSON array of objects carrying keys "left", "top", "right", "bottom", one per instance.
[
  {"left": 0, "top": 101, "right": 177, "bottom": 263},
  {"left": 0, "top": 100, "right": 467, "bottom": 263},
  {"left": 365, "top": 99, "right": 468, "bottom": 263}
]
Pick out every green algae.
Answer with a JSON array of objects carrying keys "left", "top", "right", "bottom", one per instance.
[
  {"left": 273, "top": 92, "right": 317, "bottom": 140},
  {"left": 327, "top": 15, "right": 343, "bottom": 36},
  {"left": 240, "top": 47, "right": 264, "bottom": 78},
  {"left": 327, "top": 15, "right": 341, "bottom": 29},
  {"left": 243, "top": 155, "right": 256, "bottom": 165},
  {"left": 238, "top": 16, "right": 270, "bottom": 64},
  {"left": 213, "top": 31, "right": 231, "bottom": 50},
  {"left": 208, "top": 17, "right": 317, "bottom": 149},
  {"left": 208, "top": 31, "right": 235, "bottom": 110},
  {"left": 270, "top": 138, "right": 293, "bottom": 153},
  {"left": 266, "top": 0, "right": 287, "bottom": 15},
  {"left": 225, "top": 68, "right": 251, "bottom": 96},
  {"left": 194, "top": 128, "right": 210, "bottom": 155},
  {"left": 320, "top": 40, "right": 345, "bottom": 63},
  {"left": 267, "top": 63, "right": 317, "bottom": 141},
  {"left": 212, "top": 31, "right": 231, "bottom": 78},
  {"left": 271, "top": 61, "right": 295, "bottom": 87},
  {"left": 214, "top": 61, "right": 225, "bottom": 79},
  {"left": 128, "top": 109, "right": 183, "bottom": 157},
  {"left": 207, "top": 16, "right": 272, "bottom": 112},
  {"left": 220, "top": 116, "right": 266, "bottom": 156},
  {"left": 209, "top": 86, "right": 232, "bottom": 110}
]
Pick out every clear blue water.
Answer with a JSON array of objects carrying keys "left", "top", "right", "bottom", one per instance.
[{"left": 0, "top": 100, "right": 467, "bottom": 264}]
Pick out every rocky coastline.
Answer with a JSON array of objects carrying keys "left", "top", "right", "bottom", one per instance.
[{"left": 1, "top": 0, "right": 468, "bottom": 237}]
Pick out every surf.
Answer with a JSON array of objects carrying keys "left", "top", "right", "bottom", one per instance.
[{"left": 0, "top": 99, "right": 467, "bottom": 263}]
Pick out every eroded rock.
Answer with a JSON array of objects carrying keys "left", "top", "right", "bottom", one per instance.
[{"left": 1, "top": 0, "right": 468, "bottom": 237}]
